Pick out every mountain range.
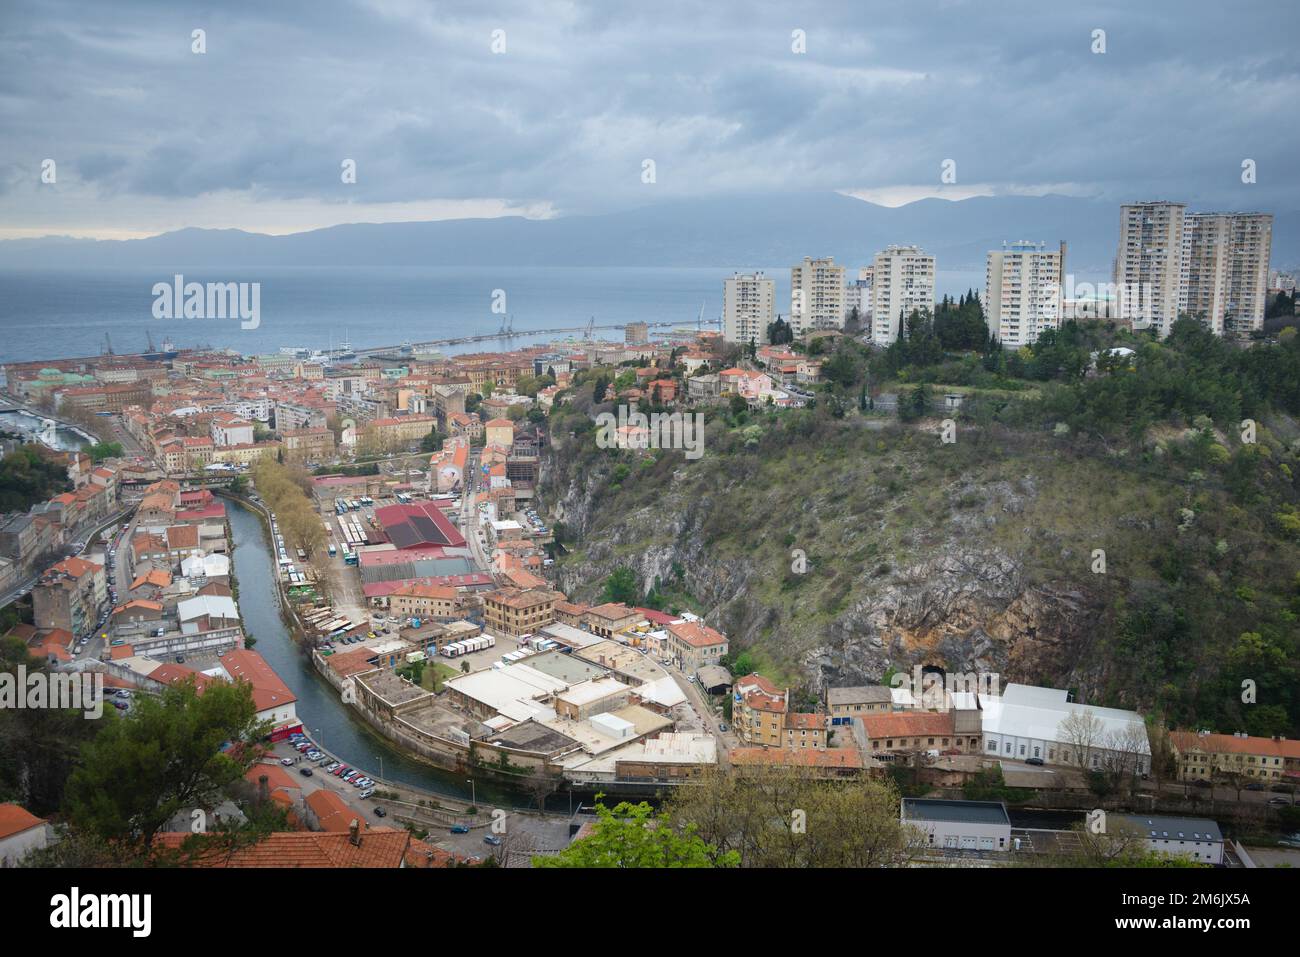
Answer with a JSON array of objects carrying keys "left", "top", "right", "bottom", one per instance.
[{"left": 3, "top": 193, "right": 1297, "bottom": 276}]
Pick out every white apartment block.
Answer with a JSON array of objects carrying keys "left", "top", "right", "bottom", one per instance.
[
  {"left": 1181, "top": 212, "right": 1272, "bottom": 336},
  {"left": 790, "top": 257, "right": 845, "bottom": 337},
  {"left": 722, "top": 272, "right": 776, "bottom": 346},
  {"left": 870, "top": 245, "right": 935, "bottom": 346},
  {"left": 1115, "top": 201, "right": 1187, "bottom": 337},
  {"left": 1117, "top": 203, "right": 1274, "bottom": 339},
  {"left": 985, "top": 241, "right": 1066, "bottom": 348}
]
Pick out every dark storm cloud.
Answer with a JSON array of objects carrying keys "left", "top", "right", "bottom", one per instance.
[{"left": 1, "top": 0, "right": 1296, "bottom": 235}]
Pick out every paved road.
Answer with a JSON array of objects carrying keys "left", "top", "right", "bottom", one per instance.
[
  {"left": 668, "top": 668, "right": 734, "bottom": 760},
  {"left": 459, "top": 450, "right": 492, "bottom": 572}
]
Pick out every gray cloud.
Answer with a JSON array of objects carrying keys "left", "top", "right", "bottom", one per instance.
[{"left": 0, "top": 0, "right": 1296, "bottom": 237}]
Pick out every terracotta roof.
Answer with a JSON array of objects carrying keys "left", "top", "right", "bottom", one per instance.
[
  {"left": 305, "top": 789, "right": 364, "bottom": 833},
  {"left": 667, "top": 620, "right": 727, "bottom": 648},
  {"left": 859, "top": 711, "right": 956, "bottom": 740},
  {"left": 391, "top": 582, "right": 457, "bottom": 601},
  {"left": 785, "top": 712, "right": 824, "bottom": 730},
  {"left": 148, "top": 663, "right": 215, "bottom": 691},
  {"left": 244, "top": 761, "right": 300, "bottom": 796},
  {"left": 1170, "top": 730, "right": 1300, "bottom": 760},
  {"left": 587, "top": 602, "right": 637, "bottom": 622},
  {"left": 152, "top": 828, "right": 410, "bottom": 867},
  {"left": 129, "top": 569, "right": 172, "bottom": 590},
  {"left": 221, "top": 649, "right": 297, "bottom": 714},
  {"left": 46, "top": 556, "right": 102, "bottom": 579},
  {"left": 165, "top": 524, "right": 200, "bottom": 549},
  {"left": 0, "top": 803, "right": 47, "bottom": 840}
]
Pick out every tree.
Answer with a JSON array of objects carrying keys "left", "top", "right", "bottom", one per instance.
[
  {"left": 535, "top": 799, "right": 737, "bottom": 868},
  {"left": 86, "top": 441, "right": 124, "bottom": 462},
  {"left": 603, "top": 566, "right": 638, "bottom": 605},
  {"left": 0, "top": 635, "right": 103, "bottom": 816},
  {"left": 64, "top": 677, "right": 270, "bottom": 851},
  {"left": 420, "top": 428, "right": 448, "bottom": 453},
  {"left": 665, "top": 765, "right": 923, "bottom": 868},
  {"left": 898, "top": 384, "right": 929, "bottom": 422},
  {"left": 1058, "top": 710, "right": 1106, "bottom": 772},
  {"left": 767, "top": 317, "right": 794, "bottom": 346},
  {"left": 0, "top": 444, "right": 70, "bottom": 512}
]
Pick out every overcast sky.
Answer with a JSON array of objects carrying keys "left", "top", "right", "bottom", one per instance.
[{"left": 1, "top": 0, "right": 1296, "bottom": 239}]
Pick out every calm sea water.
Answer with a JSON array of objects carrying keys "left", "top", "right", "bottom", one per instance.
[{"left": 0, "top": 265, "right": 989, "bottom": 363}]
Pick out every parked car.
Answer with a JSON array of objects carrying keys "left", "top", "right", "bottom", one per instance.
[
  {"left": 450, "top": 823, "right": 469, "bottom": 834},
  {"left": 333, "top": 766, "right": 350, "bottom": 776},
  {"left": 325, "top": 762, "right": 342, "bottom": 773},
  {"left": 299, "top": 768, "right": 313, "bottom": 777},
  {"left": 373, "top": 807, "right": 387, "bottom": 818},
  {"left": 1246, "top": 782, "right": 1266, "bottom": 791},
  {"left": 280, "top": 757, "right": 295, "bottom": 766},
  {"left": 1025, "top": 757, "right": 1045, "bottom": 766},
  {"left": 358, "top": 788, "right": 375, "bottom": 799},
  {"left": 1267, "top": 797, "right": 1291, "bottom": 807},
  {"left": 483, "top": 835, "right": 501, "bottom": 846}
]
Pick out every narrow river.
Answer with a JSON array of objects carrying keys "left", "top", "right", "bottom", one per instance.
[{"left": 226, "top": 497, "right": 530, "bottom": 808}]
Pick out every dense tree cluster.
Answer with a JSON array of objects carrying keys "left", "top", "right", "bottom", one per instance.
[
  {"left": 0, "top": 444, "right": 70, "bottom": 512},
  {"left": 250, "top": 458, "right": 325, "bottom": 556}
]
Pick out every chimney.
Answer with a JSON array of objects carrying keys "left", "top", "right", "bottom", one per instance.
[
  {"left": 258, "top": 774, "right": 269, "bottom": 802},
  {"left": 349, "top": 818, "right": 361, "bottom": 846}
]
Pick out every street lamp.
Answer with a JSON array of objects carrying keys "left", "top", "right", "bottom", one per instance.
[
  {"left": 375, "top": 755, "right": 384, "bottom": 781},
  {"left": 467, "top": 778, "right": 476, "bottom": 807}
]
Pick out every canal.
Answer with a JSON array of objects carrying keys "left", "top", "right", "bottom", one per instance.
[
  {"left": 226, "top": 497, "right": 533, "bottom": 809},
  {"left": 0, "top": 409, "right": 92, "bottom": 451}
]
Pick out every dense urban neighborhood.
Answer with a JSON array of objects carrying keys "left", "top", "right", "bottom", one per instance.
[{"left": 3, "top": 201, "right": 1300, "bottom": 878}]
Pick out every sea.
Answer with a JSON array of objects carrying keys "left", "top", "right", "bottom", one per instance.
[{"left": 0, "top": 265, "right": 991, "bottom": 364}]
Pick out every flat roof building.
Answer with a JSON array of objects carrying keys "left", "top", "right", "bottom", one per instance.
[{"left": 901, "top": 798, "right": 1011, "bottom": 853}]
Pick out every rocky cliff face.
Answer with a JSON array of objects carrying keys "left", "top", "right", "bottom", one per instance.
[{"left": 540, "top": 429, "right": 1115, "bottom": 696}]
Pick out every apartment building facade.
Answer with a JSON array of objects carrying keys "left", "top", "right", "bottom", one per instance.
[
  {"left": 722, "top": 272, "right": 776, "bottom": 346},
  {"left": 481, "top": 587, "right": 561, "bottom": 637},
  {"left": 870, "top": 245, "right": 936, "bottom": 346},
  {"left": 1169, "top": 730, "right": 1300, "bottom": 783},
  {"left": 985, "top": 241, "right": 1066, "bottom": 348},
  {"left": 1116, "top": 201, "right": 1187, "bottom": 336},
  {"left": 790, "top": 257, "right": 846, "bottom": 337},
  {"left": 1181, "top": 212, "right": 1273, "bottom": 336}
]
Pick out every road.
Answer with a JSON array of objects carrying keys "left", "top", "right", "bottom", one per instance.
[
  {"left": 270, "top": 735, "right": 572, "bottom": 865},
  {"left": 0, "top": 503, "right": 135, "bottom": 618},
  {"left": 669, "top": 668, "right": 735, "bottom": 761},
  {"left": 458, "top": 449, "right": 492, "bottom": 573}
]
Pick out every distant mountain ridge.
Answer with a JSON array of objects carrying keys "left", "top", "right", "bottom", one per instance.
[{"left": 3, "top": 192, "right": 1297, "bottom": 275}]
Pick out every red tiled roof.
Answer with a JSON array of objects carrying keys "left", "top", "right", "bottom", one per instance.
[
  {"left": 221, "top": 649, "right": 297, "bottom": 714},
  {"left": 667, "top": 620, "right": 727, "bottom": 648},
  {"left": 859, "top": 711, "right": 956, "bottom": 740},
  {"left": 305, "top": 789, "right": 364, "bottom": 833},
  {"left": 0, "top": 804, "right": 47, "bottom": 840},
  {"left": 152, "top": 828, "right": 410, "bottom": 867}
]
